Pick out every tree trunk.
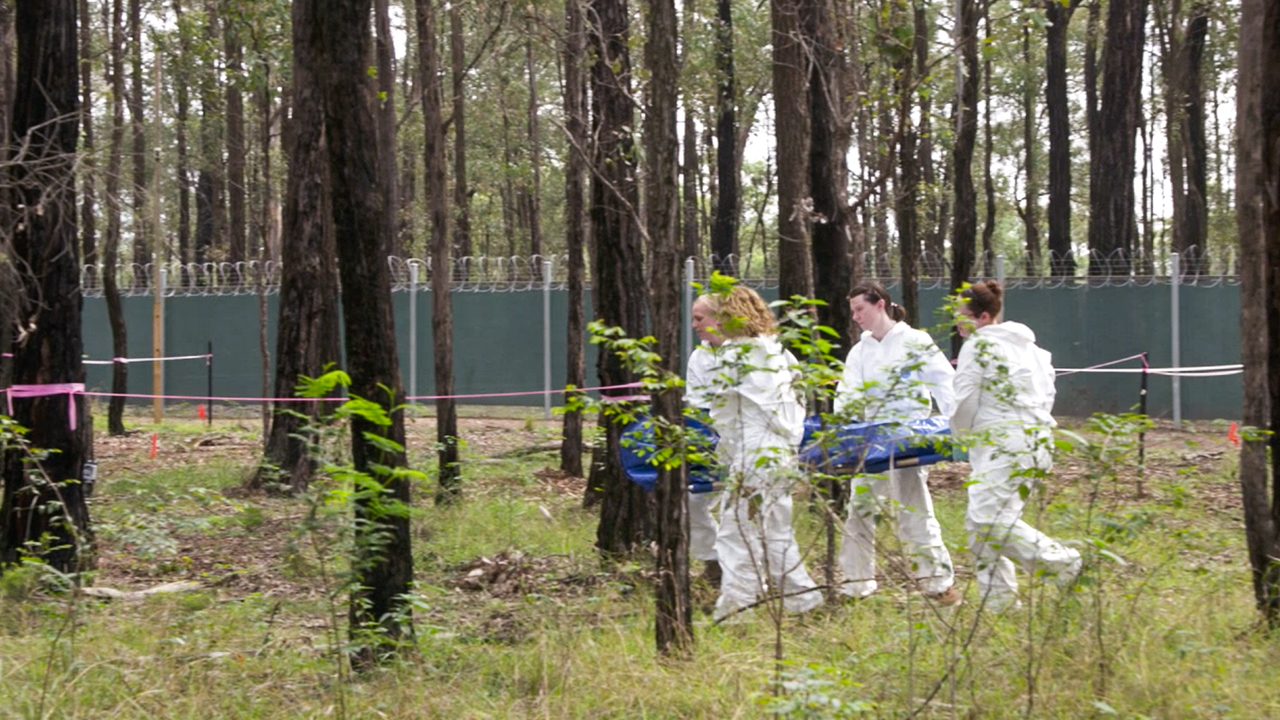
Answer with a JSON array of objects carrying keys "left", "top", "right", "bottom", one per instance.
[
  {"left": 586, "top": 0, "right": 653, "bottom": 551},
  {"left": 1235, "top": 0, "right": 1280, "bottom": 622},
  {"left": 526, "top": 16, "right": 544, "bottom": 258},
  {"left": 980, "top": 0, "right": 995, "bottom": 275},
  {"left": 1, "top": 0, "right": 90, "bottom": 573},
  {"left": 561, "top": 0, "right": 588, "bottom": 478},
  {"left": 196, "top": 2, "right": 224, "bottom": 267},
  {"left": 174, "top": 0, "right": 191, "bottom": 269},
  {"left": 225, "top": 8, "right": 246, "bottom": 263},
  {"left": 313, "top": 0, "right": 413, "bottom": 660},
  {"left": 79, "top": 0, "right": 96, "bottom": 268},
  {"left": 1182, "top": 3, "right": 1208, "bottom": 274},
  {"left": 1044, "top": 0, "right": 1078, "bottom": 276},
  {"left": 896, "top": 0, "right": 920, "bottom": 326},
  {"left": 418, "top": 0, "right": 462, "bottom": 503},
  {"left": 804, "top": 0, "right": 854, "bottom": 352},
  {"left": 375, "top": 0, "right": 398, "bottom": 258},
  {"left": 256, "top": 0, "right": 341, "bottom": 494},
  {"left": 451, "top": 5, "right": 472, "bottom": 262},
  {"left": 643, "top": 0, "right": 692, "bottom": 656},
  {"left": 681, "top": 0, "right": 700, "bottom": 262},
  {"left": 711, "top": 0, "right": 738, "bottom": 274},
  {"left": 950, "top": 0, "right": 979, "bottom": 353},
  {"left": 1021, "top": 22, "right": 1041, "bottom": 275},
  {"left": 105, "top": 0, "right": 128, "bottom": 436},
  {"left": 128, "top": 0, "right": 147, "bottom": 268},
  {"left": 1088, "top": 0, "right": 1146, "bottom": 275},
  {"left": 773, "top": 0, "right": 811, "bottom": 302},
  {"left": 917, "top": 4, "right": 942, "bottom": 262}
]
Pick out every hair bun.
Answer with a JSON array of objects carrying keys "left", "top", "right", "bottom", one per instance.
[{"left": 985, "top": 280, "right": 1004, "bottom": 300}]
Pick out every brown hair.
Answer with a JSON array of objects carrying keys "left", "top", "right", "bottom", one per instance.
[
  {"left": 959, "top": 280, "right": 1004, "bottom": 318},
  {"left": 849, "top": 281, "right": 907, "bottom": 322},
  {"left": 700, "top": 286, "right": 777, "bottom": 338}
]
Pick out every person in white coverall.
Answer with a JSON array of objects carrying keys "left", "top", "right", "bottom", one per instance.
[
  {"left": 953, "top": 280, "right": 1082, "bottom": 610},
  {"left": 693, "top": 286, "right": 822, "bottom": 621},
  {"left": 685, "top": 296, "right": 724, "bottom": 587},
  {"left": 834, "top": 281, "right": 959, "bottom": 605}
]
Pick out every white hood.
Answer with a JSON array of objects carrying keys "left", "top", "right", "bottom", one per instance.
[{"left": 951, "top": 321, "right": 1056, "bottom": 432}]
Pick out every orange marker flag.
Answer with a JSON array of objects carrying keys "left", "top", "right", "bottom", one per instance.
[
  {"left": 198, "top": 404, "right": 206, "bottom": 420},
  {"left": 150, "top": 432, "right": 158, "bottom": 458},
  {"left": 1228, "top": 422, "right": 1241, "bottom": 447}
]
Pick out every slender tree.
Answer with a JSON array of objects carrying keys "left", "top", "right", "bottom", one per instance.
[
  {"left": 256, "top": 0, "right": 341, "bottom": 494},
  {"left": 773, "top": 0, "right": 811, "bottom": 303},
  {"left": 375, "top": 0, "right": 398, "bottom": 258},
  {"left": 526, "top": 14, "right": 544, "bottom": 257},
  {"left": 1, "top": 0, "right": 89, "bottom": 573},
  {"left": 127, "top": 0, "right": 147, "bottom": 267},
  {"left": 1044, "top": 0, "right": 1080, "bottom": 275},
  {"left": 951, "top": 0, "right": 979, "bottom": 353},
  {"left": 895, "top": 0, "right": 920, "bottom": 326},
  {"left": 681, "top": 0, "right": 700, "bottom": 260},
  {"left": 711, "top": 0, "right": 738, "bottom": 273},
  {"left": 586, "top": 0, "right": 653, "bottom": 552},
  {"left": 78, "top": 0, "right": 96, "bottom": 268},
  {"left": 1088, "top": 0, "right": 1147, "bottom": 274},
  {"left": 1020, "top": 22, "right": 1041, "bottom": 274},
  {"left": 560, "top": 0, "right": 588, "bottom": 478},
  {"left": 1235, "top": 0, "right": 1280, "bottom": 623},
  {"left": 450, "top": 4, "right": 471, "bottom": 261},
  {"left": 418, "top": 0, "right": 463, "bottom": 502},
  {"left": 313, "top": 0, "right": 414, "bottom": 659},
  {"left": 104, "top": 0, "right": 128, "bottom": 436},
  {"left": 644, "top": 0, "right": 692, "bottom": 656},
  {"left": 225, "top": 4, "right": 246, "bottom": 263},
  {"left": 174, "top": 0, "right": 192, "bottom": 268}
]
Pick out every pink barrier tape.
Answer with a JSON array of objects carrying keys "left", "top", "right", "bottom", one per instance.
[
  {"left": 6, "top": 383, "right": 85, "bottom": 430},
  {"left": 82, "top": 353, "right": 212, "bottom": 366},
  {"left": 57, "top": 381, "right": 647, "bottom": 405},
  {"left": 1058, "top": 364, "right": 1242, "bottom": 375},
  {"left": 1055, "top": 353, "right": 1148, "bottom": 377}
]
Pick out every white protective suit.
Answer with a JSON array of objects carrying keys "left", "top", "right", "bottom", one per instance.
[
  {"left": 952, "top": 321, "right": 1081, "bottom": 609},
  {"left": 705, "top": 336, "right": 822, "bottom": 620},
  {"left": 685, "top": 344, "right": 720, "bottom": 562},
  {"left": 833, "top": 322, "right": 957, "bottom": 598}
]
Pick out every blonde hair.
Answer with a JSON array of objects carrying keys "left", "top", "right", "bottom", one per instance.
[{"left": 700, "top": 286, "right": 777, "bottom": 338}]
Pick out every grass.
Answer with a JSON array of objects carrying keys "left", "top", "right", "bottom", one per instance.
[{"left": 1, "top": 414, "right": 1276, "bottom": 719}]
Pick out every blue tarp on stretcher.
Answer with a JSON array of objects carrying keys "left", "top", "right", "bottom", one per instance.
[
  {"left": 797, "top": 416, "right": 953, "bottom": 474},
  {"left": 621, "top": 415, "right": 954, "bottom": 493}
]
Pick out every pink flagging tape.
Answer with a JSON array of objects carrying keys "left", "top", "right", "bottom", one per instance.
[
  {"left": 6, "top": 383, "right": 85, "bottom": 430},
  {"left": 82, "top": 353, "right": 212, "bottom": 366},
  {"left": 1054, "top": 353, "right": 1148, "bottom": 377},
  {"left": 37, "top": 381, "right": 647, "bottom": 405}
]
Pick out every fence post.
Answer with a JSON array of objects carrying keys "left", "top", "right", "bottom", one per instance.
[
  {"left": 543, "top": 259, "right": 553, "bottom": 420},
  {"left": 153, "top": 262, "right": 166, "bottom": 424},
  {"left": 683, "top": 257, "right": 694, "bottom": 373},
  {"left": 995, "top": 255, "right": 1006, "bottom": 320},
  {"left": 408, "top": 262, "right": 419, "bottom": 403},
  {"left": 1171, "top": 252, "right": 1182, "bottom": 428}
]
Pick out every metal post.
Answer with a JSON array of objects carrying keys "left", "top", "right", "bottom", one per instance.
[
  {"left": 1171, "top": 252, "right": 1182, "bottom": 428},
  {"left": 153, "top": 263, "right": 166, "bottom": 424},
  {"left": 683, "top": 257, "right": 695, "bottom": 370},
  {"left": 408, "top": 262, "right": 419, "bottom": 403},
  {"left": 543, "top": 259, "right": 553, "bottom": 419},
  {"left": 207, "top": 341, "right": 213, "bottom": 426},
  {"left": 994, "top": 256, "right": 1006, "bottom": 320}
]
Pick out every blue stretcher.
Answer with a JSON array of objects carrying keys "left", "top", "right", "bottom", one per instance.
[{"left": 620, "top": 415, "right": 953, "bottom": 493}]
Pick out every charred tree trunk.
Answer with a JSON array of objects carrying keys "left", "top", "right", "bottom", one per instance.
[
  {"left": 104, "top": 0, "right": 128, "bottom": 436},
  {"left": 526, "top": 17, "right": 544, "bottom": 258},
  {"left": 375, "top": 0, "right": 398, "bottom": 258},
  {"left": 256, "top": 0, "right": 341, "bottom": 494},
  {"left": 644, "top": 0, "right": 692, "bottom": 656},
  {"left": 1235, "top": 0, "right": 1280, "bottom": 623},
  {"left": 418, "top": 0, "right": 462, "bottom": 503},
  {"left": 313, "top": 0, "right": 413, "bottom": 659},
  {"left": 950, "top": 0, "right": 979, "bottom": 353},
  {"left": 127, "top": 0, "right": 147, "bottom": 267},
  {"left": 561, "top": 0, "right": 588, "bottom": 478},
  {"left": 1044, "top": 0, "right": 1078, "bottom": 276},
  {"left": 225, "top": 10, "right": 246, "bottom": 263},
  {"left": 773, "top": 0, "right": 811, "bottom": 302},
  {"left": 79, "top": 0, "right": 96, "bottom": 267},
  {"left": 586, "top": 0, "right": 652, "bottom": 551},
  {"left": 1, "top": 0, "right": 90, "bottom": 573},
  {"left": 174, "top": 0, "right": 191, "bottom": 269},
  {"left": 1088, "top": 0, "right": 1146, "bottom": 275},
  {"left": 711, "top": 0, "right": 738, "bottom": 274},
  {"left": 896, "top": 1, "right": 920, "bottom": 326},
  {"left": 1021, "top": 23, "right": 1041, "bottom": 274},
  {"left": 804, "top": 0, "right": 854, "bottom": 352},
  {"left": 450, "top": 5, "right": 472, "bottom": 263}
]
